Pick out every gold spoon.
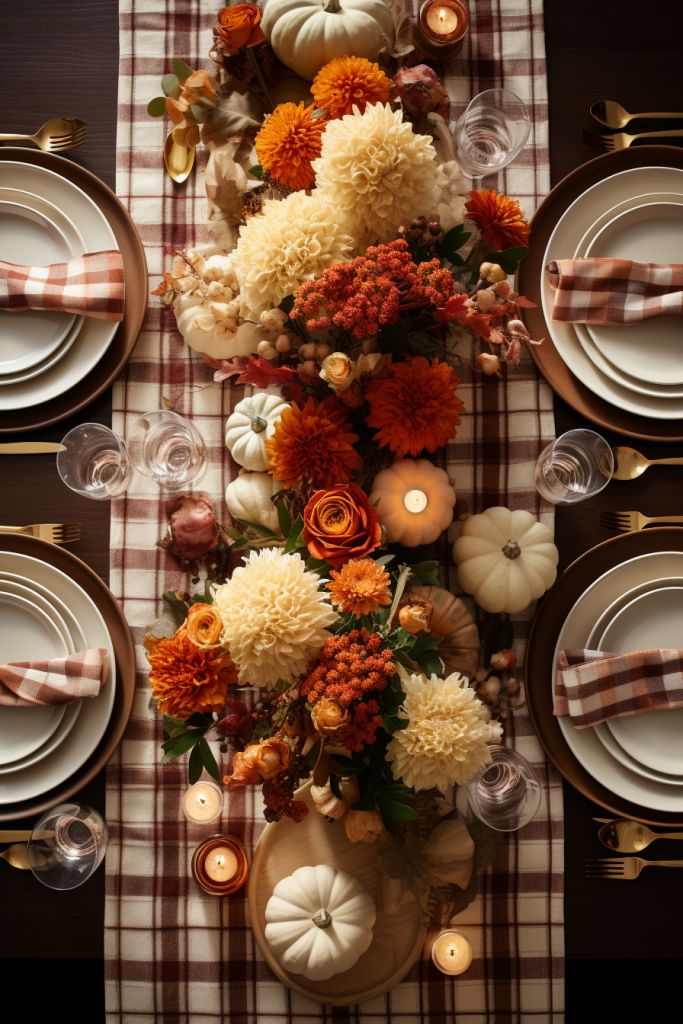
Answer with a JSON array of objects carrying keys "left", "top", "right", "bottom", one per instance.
[
  {"left": 611, "top": 445, "right": 683, "bottom": 481},
  {"left": 163, "top": 131, "right": 195, "bottom": 184},
  {"left": 597, "top": 819, "right": 683, "bottom": 853},
  {"left": 590, "top": 99, "right": 683, "bottom": 129},
  {"left": 0, "top": 843, "right": 30, "bottom": 869}
]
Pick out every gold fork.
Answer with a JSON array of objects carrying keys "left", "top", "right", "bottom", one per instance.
[
  {"left": 0, "top": 523, "right": 80, "bottom": 544},
  {"left": 586, "top": 857, "right": 683, "bottom": 879},
  {"left": 584, "top": 128, "right": 683, "bottom": 152},
  {"left": 0, "top": 117, "right": 87, "bottom": 153},
  {"left": 598, "top": 509, "right": 683, "bottom": 533}
]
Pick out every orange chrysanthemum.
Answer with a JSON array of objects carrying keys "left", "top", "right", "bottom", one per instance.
[
  {"left": 465, "top": 189, "right": 530, "bottom": 251},
  {"left": 265, "top": 396, "right": 362, "bottom": 490},
  {"left": 146, "top": 628, "right": 237, "bottom": 720},
  {"left": 365, "top": 356, "right": 465, "bottom": 457},
  {"left": 255, "top": 102, "right": 326, "bottom": 191},
  {"left": 327, "top": 558, "right": 392, "bottom": 616},
  {"left": 311, "top": 56, "right": 392, "bottom": 119}
]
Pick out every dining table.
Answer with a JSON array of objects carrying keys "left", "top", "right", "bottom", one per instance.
[{"left": 2, "top": 0, "right": 683, "bottom": 1021}]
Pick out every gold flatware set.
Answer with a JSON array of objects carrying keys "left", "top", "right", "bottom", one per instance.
[
  {"left": 0, "top": 523, "right": 80, "bottom": 544},
  {"left": 587, "top": 98, "right": 683, "bottom": 150},
  {"left": 0, "top": 116, "right": 87, "bottom": 153},
  {"left": 598, "top": 445, "right": 683, "bottom": 534},
  {"left": 587, "top": 818, "right": 683, "bottom": 879}
]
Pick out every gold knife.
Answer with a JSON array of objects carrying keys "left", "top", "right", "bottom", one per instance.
[
  {"left": 0, "top": 442, "right": 66, "bottom": 455},
  {"left": 0, "top": 830, "right": 32, "bottom": 842}
]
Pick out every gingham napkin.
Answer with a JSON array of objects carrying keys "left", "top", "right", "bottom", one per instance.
[
  {"left": 546, "top": 258, "right": 683, "bottom": 324},
  {"left": 0, "top": 250, "right": 125, "bottom": 321},
  {"left": 0, "top": 648, "right": 108, "bottom": 707},
  {"left": 554, "top": 647, "right": 683, "bottom": 728}
]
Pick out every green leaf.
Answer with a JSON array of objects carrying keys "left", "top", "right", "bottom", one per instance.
[
  {"left": 235, "top": 517, "right": 277, "bottom": 538},
  {"left": 248, "top": 164, "right": 263, "bottom": 180},
  {"left": 374, "top": 554, "right": 395, "bottom": 567},
  {"left": 305, "top": 556, "right": 330, "bottom": 572},
  {"left": 161, "top": 73, "right": 181, "bottom": 98},
  {"left": 190, "top": 103, "right": 209, "bottom": 123},
  {"left": 382, "top": 714, "right": 408, "bottom": 735},
  {"left": 172, "top": 58, "right": 194, "bottom": 83},
  {"left": 285, "top": 516, "right": 304, "bottom": 554},
  {"left": 483, "top": 246, "right": 529, "bottom": 274},
  {"left": 199, "top": 738, "right": 221, "bottom": 783},
  {"left": 161, "top": 730, "right": 203, "bottom": 762},
  {"left": 276, "top": 501, "right": 292, "bottom": 537},
  {"left": 444, "top": 250, "right": 465, "bottom": 267},
  {"left": 225, "top": 528, "right": 249, "bottom": 546},
  {"left": 147, "top": 96, "right": 167, "bottom": 117},
  {"left": 377, "top": 794, "right": 419, "bottom": 821},
  {"left": 415, "top": 650, "right": 444, "bottom": 677},
  {"left": 188, "top": 743, "right": 204, "bottom": 784},
  {"left": 443, "top": 225, "right": 471, "bottom": 251},
  {"left": 162, "top": 590, "right": 190, "bottom": 629},
  {"left": 408, "top": 560, "right": 441, "bottom": 586}
]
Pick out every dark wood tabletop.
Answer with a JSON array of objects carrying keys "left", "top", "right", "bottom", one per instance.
[{"left": 2, "top": 1, "right": 683, "bottom": 1019}]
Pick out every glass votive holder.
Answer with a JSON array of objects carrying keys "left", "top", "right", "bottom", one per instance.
[
  {"left": 431, "top": 929, "right": 473, "bottom": 975},
  {"left": 191, "top": 835, "right": 249, "bottom": 896},
  {"left": 128, "top": 409, "right": 207, "bottom": 490},
  {"left": 453, "top": 87, "right": 530, "bottom": 178},
  {"left": 415, "top": 0, "right": 470, "bottom": 60},
  {"left": 57, "top": 423, "right": 132, "bottom": 500},
  {"left": 466, "top": 744, "right": 542, "bottom": 832},
  {"left": 181, "top": 781, "right": 224, "bottom": 825},
  {"left": 534, "top": 428, "right": 614, "bottom": 505}
]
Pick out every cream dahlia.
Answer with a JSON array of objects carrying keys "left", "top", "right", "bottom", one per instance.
[
  {"left": 312, "top": 103, "right": 441, "bottom": 243},
  {"left": 233, "top": 192, "right": 354, "bottom": 315},
  {"left": 387, "top": 668, "right": 503, "bottom": 791},
  {"left": 212, "top": 548, "right": 337, "bottom": 687}
]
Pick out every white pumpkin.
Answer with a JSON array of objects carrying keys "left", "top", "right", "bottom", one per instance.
[
  {"left": 225, "top": 393, "right": 289, "bottom": 471},
  {"left": 265, "top": 864, "right": 376, "bottom": 980},
  {"left": 453, "top": 506, "right": 558, "bottom": 614},
  {"left": 225, "top": 470, "right": 282, "bottom": 534},
  {"left": 261, "top": 0, "right": 396, "bottom": 81}
]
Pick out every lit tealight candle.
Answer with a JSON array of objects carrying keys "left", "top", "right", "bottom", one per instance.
[
  {"left": 192, "top": 835, "right": 250, "bottom": 896},
  {"left": 431, "top": 929, "right": 473, "bottom": 976},
  {"left": 426, "top": 3, "right": 459, "bottom": 35},
  {"left": 182, "top": 781, "right": 223, "bottom": 825},
  {"left": 204, "top": 846, "right": 239, "bottom": 884},
  {"left": 416, "top": 0, "right": 470, "bottom": 59},
  {"left": 404, "top": 489, "right": 429, "bottom": 514}
]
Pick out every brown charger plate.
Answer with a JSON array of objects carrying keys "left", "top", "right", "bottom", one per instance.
[
  {"left": 526, "top": 526, "right": 683, "bottom": 827},
  {"left": 518, "top": 145, "right": 683, "bottom": 443},
  {"left": 0, "top": 534, "right": 135, "bottom": 821},
  {"left": 0, "top": 147, "right": 147, "bottom": 434}
]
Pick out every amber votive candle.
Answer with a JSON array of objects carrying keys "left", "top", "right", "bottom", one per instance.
[
  {"left": 415, "top": 0, "right": 470, "bottom": 60},
  {"left": 191, "top": 835, "right": 249, "bottom": 896}
]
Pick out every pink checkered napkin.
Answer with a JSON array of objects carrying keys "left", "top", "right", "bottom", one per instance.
[
  {"left": 546, "top": 258, "right": 683, "bottom": 324},
  {"left": 0, "top": 648, "right": 108, "bottom": 707},
  {"left": 554, "top": 648, "right": 683, "bottom": 728},
  {"left": 0, "top": 250, "right": 124, "bottom": 321}
]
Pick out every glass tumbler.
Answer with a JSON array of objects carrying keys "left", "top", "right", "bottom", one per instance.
[
  {"left": 57, "top": 423, "right": 132, "bottom": 500},
  {"left": 534, "top": 428, "right": 613, "bottom": 505},
  {"left": 466, "top": 745, "right": 541, "bottom": 832},
  {"left": 453, "top": 88, "right": 530, "bottom": 178},
  {"left": 27, "top": 802, "right": 109, "bottom": 891},
  {"left": 128, "top": 409, "right": 207, "bottom": 490}
]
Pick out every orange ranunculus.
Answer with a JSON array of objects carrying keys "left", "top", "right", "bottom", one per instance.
[
  {"left": 215, "top": 4, "right": 264, "bottom": 54},
  {"left": 146, "top": 629, "right": 236, "bottom": 720},
  {"left": 303, "top": 484, "right": 382, "bottom": 569},
  {"left": 185, "top": 603, "right": 223, "bottom": 649},
  {"left": 223, "top": 737, "right": 290, "bottom": 789}
]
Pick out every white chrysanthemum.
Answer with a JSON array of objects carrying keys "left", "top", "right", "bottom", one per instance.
[
  {"left": 213, "top": 548, "right": 337, "bottom": 688},
  {"left": 387, "top": 668, "right": 503, "bottom": 791},
  {"left": 233, "top": 192, "right": 355, "bottom": 316},
  {"left": 313, "top": 103, "right": 441, "bottom": 243}
]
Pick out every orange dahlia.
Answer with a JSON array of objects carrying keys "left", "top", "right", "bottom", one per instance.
[
  {"left": 465, "top": 189, "right": 530, "bottom": 251},
  {"left": 265, "top": 396, "right": 362, "bottom": 490},
  {"left": 327, "top": 558, "right": 392, "bottom": 616},
  {"left": 146, "top": 628, "right": 237, "bottom": 720},
  {"left": 311, "top": 56, "right": 392, "bottom": 119},
  {"left": 255, "top": 102, "right": 326, "bottom": 191},
  {"left": 365, "top": 356, "right": 465, "bottom": 457}
]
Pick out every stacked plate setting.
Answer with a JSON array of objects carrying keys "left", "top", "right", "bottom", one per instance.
[
  {"left": 0, "top": 161, "right": 120, "bottom": 410},
  {"left": 0, "top": 551, "right": 115, "bottom": 804},
  {"left": 553, "top": 550, "right": 683, "bottom": 813},
  {"left": 542, "top": 165, "right": 683, "bottom": 419}
]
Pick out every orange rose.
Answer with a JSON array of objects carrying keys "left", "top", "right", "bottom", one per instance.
[
  {"left": 185, "top": 603, "right": 223, "bottom": 649},
  {"left": 223, "top": 737, "right": 290, "bottom": 789},
  {"left": 215, "top": 4, "right": 264, "bottom": 54},
  {"left": 303, "top": 484, "right": 382, "bottom": 569}
]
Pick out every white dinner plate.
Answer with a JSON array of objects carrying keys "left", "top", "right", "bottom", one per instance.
[
  {"left": 0, "top": 199, "right": 78, "bottom": 375},
  {"left": 0, "top": 552, "right": 115, "bottom": 804},
  {"left": 542, "top": 165, "right": 683, "bottom": 419},
  {"left": 0, "top": 162, "right": 119, "bottom": 412},
  {"left": 553, "top": 551, "right": 683, "bottom": 812}
]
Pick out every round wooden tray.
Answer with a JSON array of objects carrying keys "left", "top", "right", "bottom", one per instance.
[
  {"left": 247, "top": 785, "right": 427, "bottom": 1006},
  {"left": 0, "top": 534, "right": 136, "bottom": 821},
  {"left": 517, "top": 145, "right": 683, "bottom": 443},
  {"left": 0, "top": 147, "right": 147, "bottom": 434},
  {"left": 525, "top": 526, "right": 683, "bottom": 827}
]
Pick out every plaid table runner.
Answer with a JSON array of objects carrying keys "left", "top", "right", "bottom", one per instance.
[{"left": 106, "top": 2, "right": 562, "bottom": 1021}]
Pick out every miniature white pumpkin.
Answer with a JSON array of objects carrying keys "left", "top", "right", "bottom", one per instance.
[
  {"left": 261, "top": 0, "right": 395, "bottom": 81},
  {"left": 225, "top": 393, "right": 289, "bottom": 471},
  {"left": 369, "top": 459, "right": 456, "bottom": 547},
  {"left": 265, "top": 864, "right": 376, "bottom": 980},
  {"left": 453, "top": 506, "right": 558, "bottom": 614},
  {"left": 225, "top": 470, "right": 282, "bottom": 534}
]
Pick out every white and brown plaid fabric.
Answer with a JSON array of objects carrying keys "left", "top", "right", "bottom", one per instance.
[
  {"left": 0, "top": 250, "right": 125, "bottom": 320},
  {"left": 0, "top": 648, "right": 108, "bottom": 707},
  {"left": 107, "top": 1, "right": 562, "bottom": 1021},
  {"left": 555, "top": 647, "right": 683, "bottom": 729},
  {"left": 546, "top": 257, "right": 683, "bottom": 324}
]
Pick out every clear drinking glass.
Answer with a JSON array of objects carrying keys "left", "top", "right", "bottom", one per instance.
[
  {"left": 534, "top": 428, "right": 613, "bottom": 505},
  {"left": 128, "top": 409, "right": 207, "bottom": 490},
  {"left": 453, "top": 88, "right": 530, "bottom": 178},
  {"left": 57, "top": 423, "right": 132, "bottom": 500},
  {"left": 466, "top": 745, "right": 541, "bottom": 832},
  {"left": 27, "top": 802, "right": 109, "bottom": 890}
]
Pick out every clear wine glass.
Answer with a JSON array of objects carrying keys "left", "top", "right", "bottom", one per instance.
[
  {"left": 27, "top": 802, "right": 109, "bottom": 890},
  {"left": 453, "top": 88, "right": 530, "bottom": 178},
  {"left": 57, "top": 423, "right": 132, "bottom": 500},
  {"left": 128, "top": 409, "right": 207, "bottom": 490},
  {"left": 533, "top": 428, "right": 613, "bottom": 505},
  {"left": 466, "top": 745, "right": 541, "bottom": 831}
]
